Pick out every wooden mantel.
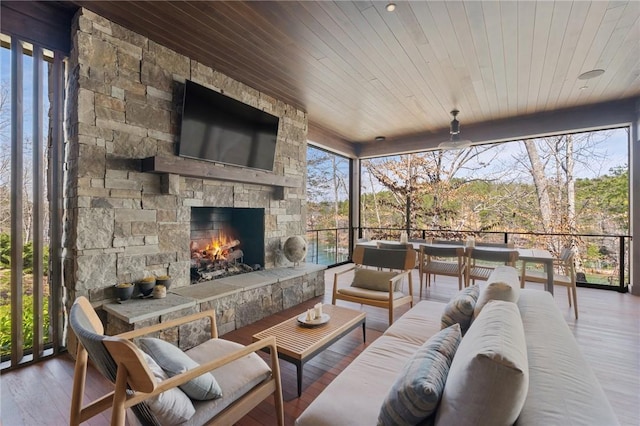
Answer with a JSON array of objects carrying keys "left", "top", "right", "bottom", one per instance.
[{"left": 141, "top": 156, "right": 302, "bottom": 188}]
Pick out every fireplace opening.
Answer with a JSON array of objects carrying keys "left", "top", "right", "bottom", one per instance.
[{"left": 190, "top": 207, "right": 265, "bottom": 283}]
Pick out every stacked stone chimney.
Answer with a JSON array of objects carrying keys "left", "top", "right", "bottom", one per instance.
[{"left": 63, "top": 9, "right": 307, "bottom": 305}]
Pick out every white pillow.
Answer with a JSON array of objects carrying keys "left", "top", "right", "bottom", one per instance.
[
  {"left": 473, "top": 265, "right": 520, "bottom": 318},
  {"left": 139, "top": 337, "right": 222, "bottom": 400},
  {"left": 139, "top": 351, "right": 196, "bottom": 424},
  {"left": 436, "top": 300, "right": 529, "bottom": 426}
]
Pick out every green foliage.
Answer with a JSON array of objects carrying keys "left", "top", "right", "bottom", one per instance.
[
  {"left": 0, "top": 233, "right": 9, "bottom": 268},
  {"left": 0, "top": 233, "right": 49, "bottom": 275},
  {"left": 0, "top": 294, "right": 50, "bottom": 357}
]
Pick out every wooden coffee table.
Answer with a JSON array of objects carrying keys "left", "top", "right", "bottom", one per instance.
[{"left": 252, "top": 304, "right": 366, "bottom": 397}]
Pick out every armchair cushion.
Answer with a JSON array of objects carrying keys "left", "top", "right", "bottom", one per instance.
[
  {"left": 139, "top": 350, "right": 196, "bottom": 424},
  {"left": 338, "top": 287, "right": 407, "bottom": 301},
  {"left": 440, "top": 285, "right": 479, "bottom": 334},
  {"left": 184, "top": 338, "right": 273, "bottom": 425},
  {"left": 139, "top": 337, "right": 223, "bottom": 401},
  {"left": 378, "top": 324, "right": 462, "bottom": 425},
  {"left": 351, "top": 268, "right": 399, "bottom": 292}
]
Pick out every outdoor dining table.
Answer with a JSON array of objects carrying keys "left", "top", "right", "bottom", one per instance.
[{"left": 360, "top": 240, "right": 556, "bottom": 295}]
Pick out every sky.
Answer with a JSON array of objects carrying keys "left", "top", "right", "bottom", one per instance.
[{"left": 1, "top": 44, "right": 50, "bottom": 148}]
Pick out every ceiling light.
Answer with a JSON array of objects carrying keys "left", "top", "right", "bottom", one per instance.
[
  {"left": 579, "top": 85, "right": 589, "bottom": 90},
  {"left": 375, "top": 136, "right": 386, "bottom": 142},
  {"left": 386, "top": 3, "right": 396, "bottom": 12},
  {"left": 578, "top": 69, "right": 605, "bottom": 80},
  {"left": 438, "top": 109, "right": 472, "bottom": 150}
]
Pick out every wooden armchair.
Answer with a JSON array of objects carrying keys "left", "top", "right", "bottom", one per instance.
[
  {"left": 69, "top": 296, "right": 283, "bottom": 426},
  {"left": 332, "top": 245, "right": 416, "bottom": 325}
]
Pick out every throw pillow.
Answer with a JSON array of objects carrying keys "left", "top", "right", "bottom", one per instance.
[
  {"left": 139, "top": 337, "right": 223, "bottom": 401},
  {"left": 378, "top": 324, "right": 462, "bottom": 426},
  {"left": 473, "top": 265, "right": 520, "bottom": 318},
  {"left": 440, "top": 285, "right": 479, "bottom": 334},
  {"left": 138, "top": 350, "right": 196, "bottom": 424},
  {"left": 351, "top": 268, "right": 399, "bottom": 292},
  {"left": 435, "top": 300, "right": 529, "bottom": 426}
]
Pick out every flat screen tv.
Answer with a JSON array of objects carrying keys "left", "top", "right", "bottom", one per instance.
[{"left": 178, "top": 80, "right": 279, "bottom": 172}]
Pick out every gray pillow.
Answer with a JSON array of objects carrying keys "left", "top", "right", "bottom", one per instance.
[
  {"left": 139, "top": 337, "right": 222, "bottom": 401},
  {"left": 436, "top": 300, "right": 529, "bottom": 426},
  {"left": 378, "top": 324, "right": 462, "bottom": 425},
  {"left": 351, "top": 268, "right": 399, "bottom": 292},
  {"left": 138, "top": 350, "right": 196, "bottom": 423},
  {"left": 440, "top": 285, "right": 479, "bottom": 334}
]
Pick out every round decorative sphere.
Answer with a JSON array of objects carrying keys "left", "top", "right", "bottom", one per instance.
[{"left": 283, "top": 236, "right": 307, "bottom": 264}]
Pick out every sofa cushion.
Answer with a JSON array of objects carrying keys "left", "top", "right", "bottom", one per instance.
[
  {"left": 378, "top": 324, "right": 462, "bottom": 425},
  {"left": 516, "top": 289, "right": 620, "bottom": 425},
  {"left": 351, "top": 268, "right": 399, "bottom": 292},
  {"left": 436, "top": 300, "right": 529, "bottom": 426},
  {"left": 139, "top": 337, "right": 223, "bottom": 401},
  {"left": 440, "top": 285, "right": 479, "bottom": 334},
  {"left": 138, "top": 350, "right": 196, "bottom": 424},
  {"left": 473, "top": 265, "right": 520, "bottom": 318}
]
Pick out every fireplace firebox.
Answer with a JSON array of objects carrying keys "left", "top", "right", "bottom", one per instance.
[{"left": 190, "top": 207, "right": 265, "bottom": 283}]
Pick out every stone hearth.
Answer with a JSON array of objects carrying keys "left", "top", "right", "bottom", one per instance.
[{"left": 104, "top": 264, "right": 326, "bottom": 346}]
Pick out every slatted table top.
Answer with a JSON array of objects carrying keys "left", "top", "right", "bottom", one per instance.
[{"left": 252, "top": 304, "right": 366, "bottom": 361}]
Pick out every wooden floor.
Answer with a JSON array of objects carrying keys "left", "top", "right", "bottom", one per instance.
[{"left": 1, "top": 266, "right": 639, "bottom": 425}]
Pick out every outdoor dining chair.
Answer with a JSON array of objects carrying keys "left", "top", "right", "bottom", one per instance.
[
  {"left": 419, "top": 244, "right": 466, "bottom": 295},
  {"left": 466, "top": 246, "right": 519, "bottom": 287},
  {"left": 521, "top": 247, "right": 578, "bottom": 318}
]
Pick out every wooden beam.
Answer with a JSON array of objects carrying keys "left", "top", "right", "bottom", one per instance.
[
  {"left": 0, "top": 2, "right": 76, "bottom": 54},
  {"left": 141, "top": 156, "right": 302, "bottom": 189}
]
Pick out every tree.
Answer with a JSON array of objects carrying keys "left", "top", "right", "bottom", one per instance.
[
  {"left": 515, "top": 132, "right": 614, "bottom": 256},
  {"left": 361, "top": 146, "right": 500, "bottom": 233},
  {"left": 306, "top": 147, "right": 349, "bottom": 230}
]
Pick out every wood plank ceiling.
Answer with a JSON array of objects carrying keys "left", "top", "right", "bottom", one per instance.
[{"left": 72, "top": 1, "right": 640, "bottom": 155}]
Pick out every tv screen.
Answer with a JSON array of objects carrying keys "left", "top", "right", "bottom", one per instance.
[{"left": 178, "top": 80, "right": 279, "bottom": 172}]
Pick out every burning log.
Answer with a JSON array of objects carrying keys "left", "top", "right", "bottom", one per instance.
[
  {"left": 226, "top": 249, "right": 244, "bottom": 263},
  {"left": 218, "top": 239, "right": 240, "bottom": 252}
]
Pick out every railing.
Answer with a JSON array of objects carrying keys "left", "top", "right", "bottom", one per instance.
[
  {"left": 305, "top": 228, "right": 351, "bottom": 266},
  {"left": 305, "top": 227, "right": 631, "bottom": 292}
]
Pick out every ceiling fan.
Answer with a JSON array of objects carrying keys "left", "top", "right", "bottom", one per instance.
[{"left": 438, "top": 109, "right": 472, "bottom": 150}]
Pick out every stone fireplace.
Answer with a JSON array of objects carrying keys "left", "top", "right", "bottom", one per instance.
[
  {"left": 190, "top": 207, "right": 265, "bottom": 282},
  {"left": 64, "top": 8, "right": 310, "bottom": 306}
]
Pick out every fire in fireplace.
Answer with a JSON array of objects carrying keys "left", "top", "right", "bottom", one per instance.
[{"left": 190, "top": 207, "right": 265, "bottom": 283}]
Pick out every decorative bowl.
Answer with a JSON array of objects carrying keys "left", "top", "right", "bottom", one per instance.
[
  {"left": 115, "top": 283, "right": 134, "bottom": 301},
  {"left": 156, "top": 275, "right": 172, "bottom": 290},
  {"left": 137, "top": 277, "right": 156, "bottom": 297}
]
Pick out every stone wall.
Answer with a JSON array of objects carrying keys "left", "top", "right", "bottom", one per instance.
[{"left": 63, "top": 8, "right": 308, "bottom": 306}]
